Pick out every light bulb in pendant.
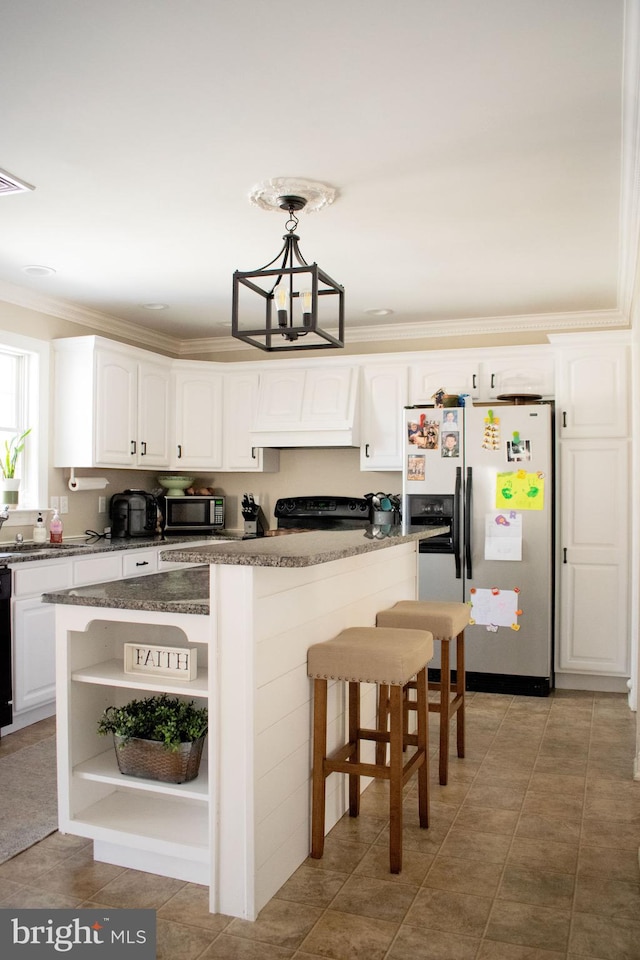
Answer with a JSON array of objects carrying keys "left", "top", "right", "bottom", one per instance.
[
  {"left": 275, "top": 285, "right": 287, "bottom": 327},
  {"left": 302, "top": 290, "right": 312, "bottom": 327}
]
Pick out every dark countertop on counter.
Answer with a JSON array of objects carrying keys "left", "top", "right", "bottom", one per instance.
[
  {"left": 0, "top": 532, "right": 242, "bottom": 563},
  {"left": 41, "top": 527, "right": 448, "bottom": 613},
  {"left": 42, "top": 565, "right": 210, "bottom": 615},
  {"left": 159, "top": 525, "right": 448, "bottom": 568}
]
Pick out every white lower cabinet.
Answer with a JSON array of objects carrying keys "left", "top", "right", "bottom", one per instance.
[
  {"left": 57, "top": 608, "right": 210, "bottom": 884},
  {"left": 556, "top": 438, "right": 630, "bottom": 685}
]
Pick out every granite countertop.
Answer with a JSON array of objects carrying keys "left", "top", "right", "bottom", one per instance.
[
  {"left": 159, "top": 525, "right": 449, "bottom": 568},
  {"left": 0, "top": 532, "right": 242, "bottom": 564},
  {"left": 42, "top": 565, "right": 210, "bottom": 615}
]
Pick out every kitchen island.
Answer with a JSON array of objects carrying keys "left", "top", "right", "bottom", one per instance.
[{"left": 46, "top": 525, "right": 446, "bottom": 920}]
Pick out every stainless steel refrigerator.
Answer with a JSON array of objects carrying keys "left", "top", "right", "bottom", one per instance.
[{"left": 402, "top": 402, "right": 554, "bottom": 696}]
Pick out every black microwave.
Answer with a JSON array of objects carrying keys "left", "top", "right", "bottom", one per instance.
[{"left": 161, "top": 495, "right": 225, "bottom": 534}]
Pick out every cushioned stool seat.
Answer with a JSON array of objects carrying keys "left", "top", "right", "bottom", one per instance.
[
  {"left": 308, "top": 625, "right": 433, "bottom": 873},
  {"left": 376, "top": 600, "right": 470, "bottom": 786}
]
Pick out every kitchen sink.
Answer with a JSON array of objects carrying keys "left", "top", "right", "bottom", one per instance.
[{"left": 0, "top": 542, "right": 96, "bottom": 555}]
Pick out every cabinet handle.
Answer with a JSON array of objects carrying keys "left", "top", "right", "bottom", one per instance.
[
  {"left": 365, "top": 443, "right": 370, "bottom": 458},
  {"left": 491, "top": 373, "right": 495, "bottom": 389},
  {"left": 472, "top": 374, "right": 476, "bottom": 389},
  {"left": 140, "top": 441, "right": 147, "bottom": 456},
  {"left": 135, "top": 561, "right": 149, "bottom": 567},
  {"left": 563, "top": 548, "right": 567, "bottom": 564},
  {"left": 130, "top": 440, "right": 136, "bottom": 455},
  {"left": 251, "top": 447, "right": 256, "bottom": 459},
  {"left": 562, "top": 411, "right": 567, "bottom": 428},
  {"left": 177, "top": 444, "right": 182, "bottom": 459}
]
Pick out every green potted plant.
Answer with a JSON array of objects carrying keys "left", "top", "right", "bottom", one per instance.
[
  {"left": 1, "top": 428, "right": 31, "bottom": 505},
  {"left": 97, "top": 693, "right": 208, "bottom": 784}
]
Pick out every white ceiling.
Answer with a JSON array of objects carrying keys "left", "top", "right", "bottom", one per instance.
[{"left": 0, "top": 0, "right": 637, "bottom": 353}]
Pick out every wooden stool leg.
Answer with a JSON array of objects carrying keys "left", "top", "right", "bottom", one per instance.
[
  {"left": 348, "top": 681, "right": 360, "bottom": 817},
  {"left": 376, "top": 683, "right": 389, "bottom": 765},
  {"left": 311, "top": 678, "right": 328, "bottom": 858},
  {"left": 439, "top": 638, "right": 451, "bottom": 786},
  {"left": 389, "top": 684, "right": 404, "bottom": 873},
  {"left": 456, "top": 631, "right": 465, "bottom": 758},
  {"left": 416, "top": 666, "right": 429, "bottom": 828}
]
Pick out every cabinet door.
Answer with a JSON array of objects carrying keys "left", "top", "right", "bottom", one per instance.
[
  {"left": 173, "top": 369, "right": 224, "bottom": 470},
  {"left": 301, "top": 367, "right": 357, "bottom": 427},
  {"left": 485, "top": 356, "right": 555, "bottom": 399},
  {"left": 13, "top": 598, "right": 56, "bottom": 712},
  {"left": 409, "top": 361, "right": 480, "bottom": 403},
  {"left": 557, "top": 439, "right": 629, "bottom": 676},
  {"left": 95, "top": 349, "right": 138, "bottom": 466},
  {"left": 137, "top": 360, "right": 171, "bottom": 467},
  {"left": 558, "top": 348, "right": 629, "bottom": 438},
  {"left": 360, "top": 365, "right": 408, "bottom": 471},
  {"left": 223, "top": 372, "right": 279, "bottom": 472}
]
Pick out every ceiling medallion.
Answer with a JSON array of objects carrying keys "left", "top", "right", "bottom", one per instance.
[
  {"left": 248, "top": 177, "right": 338, "bottom": 214},
  {"left": 232, "top": 182, "right": 344, "bottom": 353}
]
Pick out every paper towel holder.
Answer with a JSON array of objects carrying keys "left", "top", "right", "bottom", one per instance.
[{"left": 68, "top": 469, "right": 110, "bottom": 492}]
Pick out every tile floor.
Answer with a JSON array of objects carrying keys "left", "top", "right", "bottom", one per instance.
[{"left": 1, "top": 690, "right": 639, "bottom": 960}]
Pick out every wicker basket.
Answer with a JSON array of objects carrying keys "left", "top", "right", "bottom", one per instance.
[{"left": 113, "top": 733, "right": 206, "bottom": 783}]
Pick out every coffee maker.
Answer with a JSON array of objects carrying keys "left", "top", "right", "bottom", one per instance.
[{"left": 241, "top": 493, "right": 268, "bottom": 539}]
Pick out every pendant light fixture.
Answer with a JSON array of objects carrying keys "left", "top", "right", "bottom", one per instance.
[{"left": 232, "top": 180, "right": 344, "bottom": 352}]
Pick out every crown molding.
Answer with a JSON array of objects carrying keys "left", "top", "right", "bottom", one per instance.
[
  {"left": 0, "top": 275, "right": 627, "bottom": 357},
  {"left": 0, "top": 279, "right": 182, "bottom": 354}
]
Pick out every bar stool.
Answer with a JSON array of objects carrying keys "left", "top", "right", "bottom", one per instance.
[
  {"left": 307, "top": 625, "right": 433, "bottom": 873},
  {"left": 376, "top": 600, "right": 470, "bottom": 786}
]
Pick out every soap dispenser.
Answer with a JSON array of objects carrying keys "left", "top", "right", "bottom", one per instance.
[
  {"left": 50, "top": 509, "right": 63, "bottom": 544},
  {"left": 33, "top": 512, "right": 47, "bottom": 543}
]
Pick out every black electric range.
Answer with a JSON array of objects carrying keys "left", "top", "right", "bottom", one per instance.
[{"left": 274, "top": 496, "right": 371, "bottom": 531}]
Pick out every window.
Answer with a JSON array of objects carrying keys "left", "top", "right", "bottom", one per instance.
[{"left": 0, "top": 331, "right": 49, "bottom": 517}]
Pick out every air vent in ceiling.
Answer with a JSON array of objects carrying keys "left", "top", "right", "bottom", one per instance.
[{"left": 0, "top": 168, "right": 35, "bottom": 196}]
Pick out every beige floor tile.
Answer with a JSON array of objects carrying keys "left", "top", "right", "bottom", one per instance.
[
  {"left": 327, "top": 812, "right": 387, "bottom": 844},
  {"left": 274, "top": 865, "right": 349, "bottom": 908},
  {"left": 226, "top": 899, "right": 323, "bottom": 951},
  {"left": 299, "top": 909, "right": 398, "bottom": 960},
  {"left": 354, "top": 842, "right": 434, "bottom": 884},
  {"left": 303, "top": 837, "right": 369, "bottom": 875},
  {"left": 85, "top": 868, "right": 186, "bottom": 909},
  {"left": 578, "top": 844, "right": 640, "bottom": 883},
  {"left": 386, "top": 923, "right": 479, "bottom": 960},
  {"left": 528, "top": 770, "right": 586, "bottom": 797},
  {"left": 453, "top": 804, "right": 519, "bottom": 837},
  {"left": 203, "top": 936, "right": 294, "bottom": 959},
  {"left": 477, "top": 942, "right": 566, "bottom": 959},
  {"left": 574, "top": 874, "right": 640, "bottom": 920},
  {"left": 423, "top": 855, "right": 504, "bottom": 897},
  {"left": 463, "top": 781, "right": 527, "bottom": 811},
  {"left": 508, "top": 836, "right": 579, "bottom": 874},
  {"left": 520, "top": 792, "right": 584, "bottom": 821},
  {"left": 569, "top": 912, "right": 640, "bottom": 960},
  {"left": 485, "top": 901, "right": 571, "bottom": 953},
  {"left": 404, "top": 886, "right": 493, "bottom": 938},
  {"left": 581, "top": 817, "right": 640, "bottom": 850},
  {"left": 156, "top": 917, "right": 219, "bottom": 960},
  {"left": 329, "top": 874, "right": 418, "bottom": 922},
  {"left": 438, "top": 827, "right": 512, "bottom": 864},
  {"left": 515, "top": 812, "right": 581, "bottom": 845},
  {"left": 157, "top": 883, "right": 234, "bottom": 933},
  {"left": 29, "top": 849, "right": 129, "bottom": 898},
  {"left": 497, "top": 862, "right": 575, "bottom": 909}
]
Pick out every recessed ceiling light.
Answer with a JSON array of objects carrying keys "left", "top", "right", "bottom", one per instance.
[
  {"left": 365, "top": 308, "right": 394, "bottom": 317},
  {"left": 21, "top": 264, "right": 56, "bottom": 277},
  {"left": 141, "top": 303, "right": 169, "bottom": 310}
]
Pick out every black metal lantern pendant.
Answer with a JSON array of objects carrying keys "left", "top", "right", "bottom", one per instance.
[{"left": 232, "top": 194, "right": 344, "bottom": 352}]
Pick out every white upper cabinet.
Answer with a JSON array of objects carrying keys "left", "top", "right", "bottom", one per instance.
[
  {"left": 222, "top": 371, "right": 279, "bottom": 472},
  {"left": 555, "top": 340, "right": 629, "bottom": 438},
  {"left": 250, "top": 364, "right": 360, "bottom": 446},
  {"left": 484, "top": 355, "right": 555, "bottom": 399},
  {"left": 172, "top": 365, "right": 224, "bottom": 471},
  {"left": 409, "top": 360, "right": 480, "bottom": 403},
  {"left": 360, "top": 364, "right": 408, "bottom": 471},
  {"left": 54, "top": 337, "right": 171, "bottom": 469}
]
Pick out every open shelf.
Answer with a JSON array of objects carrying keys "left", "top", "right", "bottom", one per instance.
[
  {"left": 73, "top": 747, "right": 209, "bottom": 800},
  {"left": 71, "top": 790, "right": 209, "bottom": 858},
  {"left": 71, "top": 658, "right": 208, "bottom": 696}
]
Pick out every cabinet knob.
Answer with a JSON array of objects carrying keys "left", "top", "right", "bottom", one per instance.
[
  {"left": 130, "top": 440, "right": 136, "bottom": 455},
  {"left": 136, "top": 561, "right": 149, "bottom": 567},
  {"left": 140, "top": 441, "right": 147, "bottom": 456},
  {"left": 177, "top": 444, "right": 182, "bottom": 459},
  {"left": 365, "top": 443, "right": 370, "bottom": 458}
]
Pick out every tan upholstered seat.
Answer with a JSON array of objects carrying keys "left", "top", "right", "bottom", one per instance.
[
  {"left": 376, "top": 600, "right": 470, "bottom": 786},
  {"left": 307, "top": 625, "right": 433, "bottom": 874}
]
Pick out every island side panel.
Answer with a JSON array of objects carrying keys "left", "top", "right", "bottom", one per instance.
[{"left": 211, "top": 542, "right": 419, "bottom": 920}]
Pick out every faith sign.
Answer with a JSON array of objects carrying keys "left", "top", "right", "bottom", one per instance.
[{"left": 123, "top": 642, "right": 198, "bottom": 681}]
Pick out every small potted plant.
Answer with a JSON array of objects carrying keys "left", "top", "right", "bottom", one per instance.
[
  {"left": 1, "top": 428, "right": 31, "bottom": 505},
  {"left": 97, "top": 693, "right": 208, "bottom": 783}
]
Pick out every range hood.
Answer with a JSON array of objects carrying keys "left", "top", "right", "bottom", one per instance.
[{"left": 249, "top": 365, "right": 360, "bottom": 448}]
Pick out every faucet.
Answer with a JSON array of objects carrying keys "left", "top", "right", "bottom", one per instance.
[
  {"left": 14, "top": 533, "right": 24, "bottom": 544},
  {"left": 0, "top": 505, "right": 9, "bottom": 532}
]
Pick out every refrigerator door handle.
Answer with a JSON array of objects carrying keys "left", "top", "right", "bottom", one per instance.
[
  {"left": 465, "top": 466, "right": 473, "bottom": 579},
  {"left": 454, "top": 466, "right": 462, "bottom": 579}
]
